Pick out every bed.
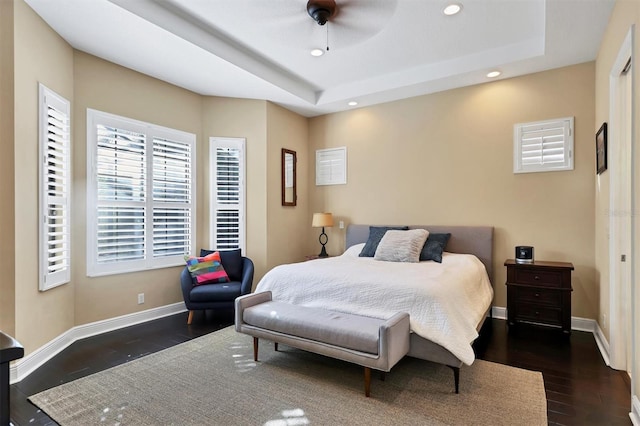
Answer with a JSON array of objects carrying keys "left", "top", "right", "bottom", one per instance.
[{"left": 254, "top": 224, "right": 494, "bottom": 390}]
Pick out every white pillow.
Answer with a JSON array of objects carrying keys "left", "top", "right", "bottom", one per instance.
[
  {"left": 342, "top": 243, "right": 366, "bottom": 258},
  {"left": 374, "top": 229, "right": 429, "bottom": 263}
]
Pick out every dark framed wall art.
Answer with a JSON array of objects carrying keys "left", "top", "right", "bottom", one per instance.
[{"left": 596, "top": 122, "right": 607, "bottom": 174}]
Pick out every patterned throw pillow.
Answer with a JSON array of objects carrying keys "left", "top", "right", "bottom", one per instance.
[
  {"left": 200, "top": 248, "right": 243, "bottom": 282},
  {"left": 419, "top": 233, "right": 452, "bottom": 263},
  {"left": 184, "top": 252, "right": 230, "bottom": 285}
]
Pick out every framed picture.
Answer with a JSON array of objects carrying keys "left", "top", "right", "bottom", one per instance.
[{"left": 596, "top": 123, "right": 607, "bottom": 174}]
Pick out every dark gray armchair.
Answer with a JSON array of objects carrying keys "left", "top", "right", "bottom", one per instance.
[{"left": 180, "top": 249, "right": 254, "bottom": 324}]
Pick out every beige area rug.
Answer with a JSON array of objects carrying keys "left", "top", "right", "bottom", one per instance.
[{"left": 29, "top": 326, "right": 547, "bottom": 425}]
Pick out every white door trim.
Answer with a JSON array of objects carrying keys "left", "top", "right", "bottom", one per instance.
[{"left": 608, "top": 26, "right": 634, "bottom": 371}]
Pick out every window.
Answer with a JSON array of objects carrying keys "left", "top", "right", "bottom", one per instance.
[
  {"left": 86, "top": 110, "right": 196, "bottom": 276},
  {"left": 513, "top": 117, "right": 574, "bottom": 173},
  {"left": 316, "top": 147, "right": 347, "bottom": 185},
  {"left": 39, "top": 84, "right": 71, "bottom": 291},
  {"left": 210, "top": 137, "right": 245, "bottom": 252}
]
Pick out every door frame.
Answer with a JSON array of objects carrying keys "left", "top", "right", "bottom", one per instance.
[{"left": 608, "top": 27, "right": 634, "bottom": 372}]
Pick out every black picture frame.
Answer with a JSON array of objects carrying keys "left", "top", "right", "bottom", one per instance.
[{"left": 596, "top": 122, "right": 607, "bottom": 174}]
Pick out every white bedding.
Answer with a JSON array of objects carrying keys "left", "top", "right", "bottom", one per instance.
[{"left": 254, "top": 243, "right": 494, "bottom": 365}]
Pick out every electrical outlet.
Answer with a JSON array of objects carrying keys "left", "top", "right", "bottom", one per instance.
[
  {"left": 138, "top": 293, "right": 144, "bottom": 305},
  {"left": 339, "top": 220, "right": 344, "bottom": 229}
]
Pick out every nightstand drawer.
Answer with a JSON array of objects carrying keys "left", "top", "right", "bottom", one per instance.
[
  {"left": 515, "top": 303, "right": 562, "bottom": 326},
  {"left": 514, "top": 269, "right": 563, "bottom": 288},
  {"left": 517, "top": 287, "right": 562, "bottom": 306}
]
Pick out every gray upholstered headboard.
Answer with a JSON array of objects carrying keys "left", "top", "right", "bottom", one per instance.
[{"left": 345, "top": 225, "right": 494, "bottom": 284}]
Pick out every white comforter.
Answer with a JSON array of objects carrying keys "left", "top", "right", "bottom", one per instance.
[{"left": 255, "top": 243, "right": 494, "bottom": 365}]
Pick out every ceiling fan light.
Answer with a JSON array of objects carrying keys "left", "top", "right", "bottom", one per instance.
[
  {"left": 486, "top": 70, "right": 501, "bottom": 78},
  {"left": 311, "top": 48, "right": 324, "bottom": 57},
  {"left": 443, "top": 3, "right": 462, "bottom": 16},
  {"left": 348, "top": 101, "right": 358, "bottom": 106}
]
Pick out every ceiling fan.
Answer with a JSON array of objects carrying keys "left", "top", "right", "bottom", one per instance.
[
  {"left": 306, "top": 0, "right": 338, "bottom": 26},
  {"left": 302, "top": 0, "right": 397, "bottom": 51}
]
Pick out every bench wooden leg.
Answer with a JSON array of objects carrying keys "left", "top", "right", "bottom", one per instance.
[
  {"left": 380, "top": 371, "right": 386, "bottom": 381},
  {"left": 364, "top": 367, "right": 371, "bottom": 397},
  {"left": 274, "top": 342, "right": 278, "bottom": 352},
  {"left": 187, "top": 310, "right": 194, "bottom": 325},
  {"left": 449, "top": 366, "right": 460, "bottom": 394},
  {"left": 253, "top": 337, "right": 259, "bottom": 361}
]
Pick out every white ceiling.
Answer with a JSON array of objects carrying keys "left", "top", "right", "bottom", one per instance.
[{"left": 25, "top": 0, "right": 615, "bottom": 117}]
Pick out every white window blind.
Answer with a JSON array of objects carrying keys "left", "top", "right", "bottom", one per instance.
[
  {"left": 316, "top": 147, "right": 347, "bottom": 185},
  {"left": 38, "top": 84, "right": 71, "bottom": 291},
  {"left": 87, "top": 110, "right": 195, "bottom": 276},
  {"left": 210, "top": 137, "right": 245, "bottom": 252},
  {"left": 514, "top": 117, "right": 574, "bottom": 173}
]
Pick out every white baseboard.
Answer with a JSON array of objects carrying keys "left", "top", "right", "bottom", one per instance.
[
  {"left": 570, "top": 316, "right": 595, "bottom": 332},
  {"left": 593, "top": 321, "right": 611, "bottom": 366},
  {"left": 10, "top": 302, "right": 186, "bottom": 384},
  {"left": 491, "top": 306, "right": 506, "bottom": 320},
  {"left": 631, "top": 395, "right": 640, "bottom": 426}
]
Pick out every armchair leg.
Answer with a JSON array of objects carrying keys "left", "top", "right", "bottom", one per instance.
[{"left": 187, "top": 310, "right": 194, "bottom": 325}]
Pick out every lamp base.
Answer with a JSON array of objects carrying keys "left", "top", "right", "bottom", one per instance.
[{"left": 318, "top": 227, "right": 329, "bottom": 257}]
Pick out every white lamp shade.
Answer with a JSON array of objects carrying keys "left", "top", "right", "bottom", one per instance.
[{"left": 312, "top": 213, "right": 334, "bottom": 228}]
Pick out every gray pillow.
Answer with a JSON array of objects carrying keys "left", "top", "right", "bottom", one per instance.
[
  {"left": 419, "top": 233, "right": 452, "bottom": 263},
  {"left": 359, "top": 226, "right": 409, "bottom": 257},
  {"left": 374, "top": 229, "right": 429, "bottom": 263}
]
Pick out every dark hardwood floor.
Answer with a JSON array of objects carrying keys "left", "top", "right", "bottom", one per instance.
[{"left": 9, "top": 313, "right": 631, "bottom": 425}]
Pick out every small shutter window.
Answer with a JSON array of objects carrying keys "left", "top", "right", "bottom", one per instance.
[
  {"left": 210, "top": 138, "right": 245, "bottom": 251},
  {"left": 39, "top": 84, "right": 71, "bottom": 291},
  {"left": 316, "top": 147, "right": 347, "bottom": 185},
  {"left": 514, "top": 117, "right": 574, "bottom": 173}
]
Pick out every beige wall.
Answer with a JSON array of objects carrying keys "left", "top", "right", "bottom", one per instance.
[
  {"left": 72, "top": 51, "right": 203, "bottom": 325},
  {"left": 266, "top": 102, "right": 311, "bottom": 267},
  {"left": 594, "top": 0, "right": 640, "bottom": 407},
  {"left": 13, "top": 0, "right": 75, "bottom": 353},
  {"left": 0, "top": 0, "right": 16, "bottom": 335},
  {"left": 308, "top": 63, "right": 597, "bottom": 319}
]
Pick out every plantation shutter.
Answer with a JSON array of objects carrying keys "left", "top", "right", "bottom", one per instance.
[
  {"left": 39, "top": 84, "right": 71, "bottom": 291},
  {"left": 152, "top": 137, "right": 193, "bottom": 257},
  {"left": 87, "top": 110, "right": 195, "bottom": 276},
  {"left": 316, "top": 147, "right": 347, "bottom": 185},
  {"left": 95, "top": 125, "right": 147, "bottom": 264},
  {"left": 514, "top": 117, "right": 574, "bottom": 173},
  {"left": 211, "top": 138, "right": 245, "bottom": 251}
]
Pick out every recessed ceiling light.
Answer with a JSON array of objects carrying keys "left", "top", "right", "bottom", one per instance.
[
  {"left": 348, "top": 101, "right": 358, "bottom": 106},
  {"left": 310, "top": 48, "right": 324, "bottom": 57},
  {"left": 486, "top": 70, "right": 501, "bottom": 78},
  {"left": 443, "top": 3, "right": 462, "bottom": 16}
]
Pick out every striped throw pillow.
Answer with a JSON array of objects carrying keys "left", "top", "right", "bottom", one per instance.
[{"left": 184, "top": 252, "right": 230, "bottom": 285}]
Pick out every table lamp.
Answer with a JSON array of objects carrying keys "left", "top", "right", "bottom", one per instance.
[{"left": 312, "top": 212, "right": 334, "bottom": 257}]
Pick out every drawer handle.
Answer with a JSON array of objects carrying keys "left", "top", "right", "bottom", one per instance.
[
  {"left": 535, "top": 311, "right": 540, "bottom": 316},
  {"left": 535, "top": 293, "right": 540, "bottom": 298},
  {"left": 534, "top": 276, "right": 540, "bottom": 280}
]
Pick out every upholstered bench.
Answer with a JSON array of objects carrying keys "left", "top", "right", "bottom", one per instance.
[{"left": 235, "top": 291, "right": 410, "bottom": 397}]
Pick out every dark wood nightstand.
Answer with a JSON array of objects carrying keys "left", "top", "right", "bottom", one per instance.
[{"left": 505, "top": 259, "right": 574, "bottom": 334}]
